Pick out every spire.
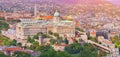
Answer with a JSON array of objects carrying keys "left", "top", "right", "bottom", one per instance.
[
  {"left": 34, "top": 1, "right": 37, "bottom": 19},
  {"left": 52, "top": 0, "right": 54, "bottom": 11}
]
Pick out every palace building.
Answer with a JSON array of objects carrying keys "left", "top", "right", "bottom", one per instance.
[{"left": 16, "top": 11, "right": 75, "bottom": 39}]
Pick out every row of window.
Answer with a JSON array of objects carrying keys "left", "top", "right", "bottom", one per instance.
[{"left": 58, "top": 29, "right": 75, "bottom": 34}]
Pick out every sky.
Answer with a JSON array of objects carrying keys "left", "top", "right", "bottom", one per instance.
[{"left": 107, "top": 0, "right": 120, "bottom": 5}]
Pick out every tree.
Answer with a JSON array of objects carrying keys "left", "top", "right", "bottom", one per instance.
[
  {"left": 79, "top": 43, "right": 98, "bottom": 57},
  {"left": 17, "top": 42, "right": 22, "bottom": 47},
  {"left": 64, "top": 38, "right": 69, "bottom": 44},
  {"left": 3, "top": 39, "right": 11, "bottom": 46},
  {"left": 54, "top": 33, "right": 59, "bottom": 37},
  {"left": 0, "top": 21, "right": 9, "bottom": 31},
  {"left": 114, "top": 35, "right": 119, "bottom": 39},
  {"left": 99, "top": 50, "right": 107, "bottom": 57},
  {"left": 55, "top": 51, "right": 72, "bottom": 57},
  {"left": 39, "top": 47, "right": 72, "bottom": 57},
  {"left": 75, "top": 28, "right": 84, "bottom": 32},
  {"left": 13, "top": 39, "right": 17, "bottom": 43},
  {"left": 46, "top": 34, "right": 53, "bottom": 38},
  {"left": 65, "top": 41, "right": 83, "bottom": 54},
  {"left": 11, "top": 39, "right": 17, "bottom": 46},
  {"left": 27, "top": 35, "right": 35, "bottom": 43},
  {"left": 88, "top": 36, "right": 96, "bottom": 42},
  {"left": 30, "top": 39, "right": 35, "bottom": 43},
  {"left": 39, "top": 45, "right": 52, "bottom": 52},
  {"left": 110, "top": 35, "right": 120, "bottom": 49},
  {"left": 41, "top": 34, "right": 47, "bottom": 38},
  {"left": 32, "top": 41, "right": 39, "bottom": 47},
  {"left": 29, "top": 45, "right": 35, "bottom": 50},
  {"left": 39, "top": 48, "right": 56, "bottom": 57},
  {"left": 48, "top": 30, "right": 53, "bottom": 35},
  {"left": 33, "top": 34, "right": 39, "bottom": 39},
  {"left": 27, "top": 36, "right": 31, "bottom": 43},
  {"left": 0, "top": 53, "right": 9, "bottom": 57},
  {"left": 56, "top": 36, "right": 63, "bottom": 44},
  {"left": 12, "top": 52, "right": 32, "bottom": 57},
  {"left": 50, "top": 39, "right": 56, "bottom": 44},
  {"left": 39, "top": 32, "right": 43, "bottom": 35},
  {"left": 111, "top": 35, "right": 120, "bottom": 43},
  {"left": 0, "top": 17, "right": 5, "bottom": 20},
  {"left": 28, "top": 41, "right": 39, "bottom": 51}
]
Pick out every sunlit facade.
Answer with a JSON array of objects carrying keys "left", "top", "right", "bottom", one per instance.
[{"left": 16, "top": 11, "right": 75, "bottom": 39}]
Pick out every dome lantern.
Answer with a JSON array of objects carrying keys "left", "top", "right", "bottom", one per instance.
[{"left": 54, "top": 10, "right": 60, "bottom": 17}]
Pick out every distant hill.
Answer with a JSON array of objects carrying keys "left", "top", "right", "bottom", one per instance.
[
  {"left": 28, "top": 0, "right": 111, "bottom": 5},
  {"left": 0, "top": 0, "right": 117, "bottom": 12},
  {"left": 54, "top": 0, "right": 111, "bottom": 5},
  {"left": 0, "top": 0, "right": 111, "bottom": 5},
  {"left": 0, "top": 0, "right": 113, "bottom": 7},
  {"left": 108, "top": 0, "right": 120, "bottom": 5}
]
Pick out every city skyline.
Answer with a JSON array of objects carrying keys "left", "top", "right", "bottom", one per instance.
[{"left": 0, "top": 0, "right": 120, "bottom": 57}]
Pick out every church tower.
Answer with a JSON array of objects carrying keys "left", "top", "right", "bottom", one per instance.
[{"left": 34, "top": 2, "right": 37, "bottom": 19}]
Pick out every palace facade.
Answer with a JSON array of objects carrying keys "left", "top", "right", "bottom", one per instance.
[{"left": 16, "top": 11, "right": 75, "bottom": 39}]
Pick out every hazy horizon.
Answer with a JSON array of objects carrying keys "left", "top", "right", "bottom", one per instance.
[{"left": 108, "top": 0, "right": 120, "bottom": 5}]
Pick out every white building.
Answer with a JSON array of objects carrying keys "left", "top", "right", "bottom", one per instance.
[
  {"left": 52, "top": 44, "right": 67, "bottom": 51},
  {"left": 1, "top": 29, "right": 16, "bottom": 40},
  {"left": 16, "top": 11, "right": 75, "bottom": 40}
]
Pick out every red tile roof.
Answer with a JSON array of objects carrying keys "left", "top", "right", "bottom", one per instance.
[
  {"left": 40, "top": 16, "right": 54, "bottom": 20},
  {"left": 4, "top": 47, "right": 23, "bottom": 52},
  {"left": 90, "top": 31, "right": 96, "bottom": 34}
]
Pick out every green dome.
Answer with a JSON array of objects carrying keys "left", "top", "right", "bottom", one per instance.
[{"left": 54, "top": 11, "right": 60, "bottom": 17}]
